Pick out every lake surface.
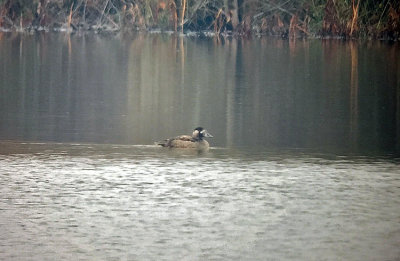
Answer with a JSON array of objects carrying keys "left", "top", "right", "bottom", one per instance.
[{"left": 0, "top": 32, "right": 399, "bottom": 260}]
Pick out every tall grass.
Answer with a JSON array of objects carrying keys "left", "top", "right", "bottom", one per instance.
[{"left": 0, "top": 0, "right": 398, "bottom": 39}]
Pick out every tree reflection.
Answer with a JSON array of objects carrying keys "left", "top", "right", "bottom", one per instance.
[{"left": 0, "top": 33, "right": 398, "bottom": 154}]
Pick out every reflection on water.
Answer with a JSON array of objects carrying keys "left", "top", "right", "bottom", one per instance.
[
  {"left": 0, "top": 33, "right": 399, "bottom": 154},
  {"left": 0, "top": 33, "right": 400, "bottom": 260},
  {"left": 0, "top": 141, "right": 399, "bottom": 260}
]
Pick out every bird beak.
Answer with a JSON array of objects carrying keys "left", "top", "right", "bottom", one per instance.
[{"left": 203, "top": 130, "right": 213, "bottom": 138}]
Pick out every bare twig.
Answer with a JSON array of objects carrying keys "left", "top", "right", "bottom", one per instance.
[
  {"left": 0, "top": 15, "right": 15, "bottom": 27},
  {"left": 377, "top": 0, "right": 390, "bottom": 29},
  {"left": 183, "top": 0, "right": 209, "bottom": 26},
  {"left": 99, "top": 0, "right": 110, "bottom": 25},
  {"left": 296, "top": 24, "right": 310, "bottom": 35}
]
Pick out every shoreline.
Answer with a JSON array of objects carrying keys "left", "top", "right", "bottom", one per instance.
[{"left": 1, "top": 26, "right": 399, "bottom": 42}]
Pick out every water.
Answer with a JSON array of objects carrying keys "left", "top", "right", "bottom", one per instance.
[
  {"left": 0, "top": 141, "right": 399, "bottom": 260},
  {"left": 0, "top": 32, "right": 400, "bottom": 260},
  {"left": 1, "top": 33, "right": 399, "bottom": 152}
]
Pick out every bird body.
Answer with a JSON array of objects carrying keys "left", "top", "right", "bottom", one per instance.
[{"left": 157, "top": 127, "right": 213, "bottom": 151}]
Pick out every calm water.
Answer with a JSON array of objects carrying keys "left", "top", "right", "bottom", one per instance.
[{"left": 0, "top": 32, "right": 400, "bottom": 260}]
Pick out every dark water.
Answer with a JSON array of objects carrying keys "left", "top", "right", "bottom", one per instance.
[
  {"left": 1, "top": 32, "right": 399, "bottom": 153},
  {"left": 0, "top": 32, "right": 400, "bottom": 260}
]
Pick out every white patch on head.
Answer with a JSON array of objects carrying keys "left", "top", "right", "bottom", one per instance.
[
  {"left": 192, "top": 130, "right": 199, "bottom": 137},
  {"left": 200, "top": 130, "right": 206, "bottom": 135}
]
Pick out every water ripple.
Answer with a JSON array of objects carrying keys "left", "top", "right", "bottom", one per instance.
[{"left": 0, "top": 142, "right": 399, "bottom": 260}]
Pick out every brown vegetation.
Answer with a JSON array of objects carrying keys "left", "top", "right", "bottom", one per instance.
[{"left": 0, "top": 0, "right": 399, "bottom": 39}]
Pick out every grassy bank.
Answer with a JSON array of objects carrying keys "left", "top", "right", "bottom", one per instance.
[{"left": 0, "top": 0, "right": 399, "bottom": 39}]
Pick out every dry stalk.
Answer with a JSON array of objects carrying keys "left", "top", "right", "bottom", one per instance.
[
  {"left": 67, "top": 3, "right": 73, "bottom": 30},
  {"left": 289, "top": 14, "right": 297, "bottom": 38},
  {"left": 169, "top": 1, "right": 177, "bottom": 32},
  {"left": 83, "top": 0, "right": 87, "bottom": 24},
  {"left": 296, "top": 24, "right": 310, "bottom": 35},
  {"left": 213, "top": 8, "right": 224, "bottom": 34},
  {"left": 181, "top": 0, "right": 186, "bottom": 32},
  {"left": 99, "top": 0, "right": 110, "bottom": 25},
  {"left": 350, "top": 0, "right": 360, "bottom": 36}
]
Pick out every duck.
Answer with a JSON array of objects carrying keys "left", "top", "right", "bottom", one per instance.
[{"left": 157, "top": 127, "right": 213, "bottom": 151}]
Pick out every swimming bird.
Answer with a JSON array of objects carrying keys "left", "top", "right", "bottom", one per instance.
[{"left": 157, "top": 127, "right": 213, "bottom": 151}]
